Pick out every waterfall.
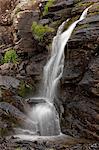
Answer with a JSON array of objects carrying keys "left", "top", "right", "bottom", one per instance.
[
  {"left": 15, "top": 6, "right": 91, "bottom": 137},
  {"left": 43, "top": 6, "right": 91, "bottom": 102}
]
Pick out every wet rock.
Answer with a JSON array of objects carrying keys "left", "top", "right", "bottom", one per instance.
[
  {"left": 0, "top": 102, "right": 25, "bottom": 119},
  {"left": 0, "top": 102, "right": 37, "bottom": 134},
  {"left": 79, "top": 56, "right": 99, "bottom": 96},
  {"left": 0, "top": 136, "right": 99, "bottom": 150},
  {"left": 63, "top": 49, "right": 86, "bottom": 83},
  {"left": 1, "top": 92, "right": 30, "bottom": 113}
]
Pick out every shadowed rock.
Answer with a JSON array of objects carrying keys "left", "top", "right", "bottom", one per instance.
[{"left": 0, "top": 102, "right": 37, "bottom": 134}]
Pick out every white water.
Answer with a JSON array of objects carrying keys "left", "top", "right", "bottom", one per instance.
[
  {"left": 15, "top": 6, "right": 91, "bottom": 138},
  {"left": 29, "top": 103, "right": 60, "bottom": 136},
  {"left": 43, "top": 6, "right": 91, "bottom": 101}
]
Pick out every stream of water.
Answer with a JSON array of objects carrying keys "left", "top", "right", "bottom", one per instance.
[{"left": 15, "top": 6, "right": 91, "bottom": 138}]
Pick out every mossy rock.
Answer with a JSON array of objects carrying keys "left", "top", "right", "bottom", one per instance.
[
  {"left": 1, "top": 49, "right": 18, "bottom": 64},
  {"left": 75, "top": 1, "right": 94, "bottom": 8},
  {"left": 31, "top": 21, "right": 54, "bottom": 41},
  {"left": 63, "top": 16, "right": 79, "bottom": 32},
  {"left": 43, "top": 0, "right": 56, "bottom": 16},
  {"left": 18, "top": 81, "right": 34, "bottom": 98}
]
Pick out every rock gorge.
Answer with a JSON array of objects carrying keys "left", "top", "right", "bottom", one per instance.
[{"left": 0, "top": 0, "right": 99, "bottom": 149}]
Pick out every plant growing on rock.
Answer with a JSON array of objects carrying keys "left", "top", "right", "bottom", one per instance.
[
  {"left": 2, "top": 49, "right": 18, "bottom": 64},
  {"left": 18, "top": 81, "right": 33, "bottom": 98},
  {"left": 43, "top": 0, "right": 55, "bottom": 16},
  {"left": 31, "top": 21, "right": 54, "bottom": 41}
]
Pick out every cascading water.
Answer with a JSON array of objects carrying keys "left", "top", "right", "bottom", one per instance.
[
  {"left": 43, "top": 6, "right": 91, "bottom": 101},
  {"left": 15, "top": 6, "right": 91, "bottom": 138}
]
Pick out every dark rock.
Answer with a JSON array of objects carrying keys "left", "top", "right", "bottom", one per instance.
[
  {"left": 49, "top": 1, "right": 67, "bottom": 12},
  {"left": 26, "top": 97, "right": 47, "bottom": 105},
  {"left": 0, "top": 136, "right": 99, "bottom": 150},
  {"left": 79, "top": 56, "right": 99, "bottom": 96},
  {"left": 60, "top": 2, "right": 99, "bottom": 140}
]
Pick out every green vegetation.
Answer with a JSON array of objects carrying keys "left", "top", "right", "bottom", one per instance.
[
  {"left": 64, "top": 16, "right": 78, "bottom": 31},
  {"left": 89, "top": 11, "right": 99, "bottom": 17},
  {"left": 2, "top": 49, "right": 18, "bottom": 64},
  {"left": 75, "top": 1, "right": 94, "bottom": 8},
  {"left": 18, "top": 81, "right": 33, "bottom": 97},
  {"left": 31, "top": 21, "right": 54, "bottom": 41},
  {"left": 43, "top": 0, "right": 55, "bottom": 16}
]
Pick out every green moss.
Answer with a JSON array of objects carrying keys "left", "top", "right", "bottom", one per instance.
[
  {"left": 75, "top": 2, "right": 94, "bottom": 8},
  {"left": 18, "top": 81, "right": 33, "bottom": 98},
  {"left": 0, "top": 127, "right": 10, "bottom": 137},
  {"left": 0, "top": 128, "right": 6, "bottom": 136},
  {"left": 31, "top": 21, "right": 54, "bottom": 41},
  {"left": 1, "top": 49, "right": 18, "bottom": 64},
  {"left": 76, "top": 23, "right": 89, "bottom": 31},
  {"left": 43, "top": 0, "right": 55, "bottom": 16},
  {"left": 50, "top": 20, "right": 61, "bottom": 29},
  {"left": 89, "top": 11, "right": 99, "bottom": 16},
  {"left": 96, "top": 5, "right": 99, "bottom": 9},
  {"left": 64, "top": 16, "right": 78, "bottom": 31}
]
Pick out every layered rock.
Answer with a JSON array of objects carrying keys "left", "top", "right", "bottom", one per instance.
[{"left": 60, "top": 0, "right": 99, "bottom": 140}]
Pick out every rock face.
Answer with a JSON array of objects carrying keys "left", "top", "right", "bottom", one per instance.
[
  {"left": 0, "top": 0, "right": 99, "bottom": 143},
  {"left": 59, "top": 0, "right": 99, "bottom": 140}
]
